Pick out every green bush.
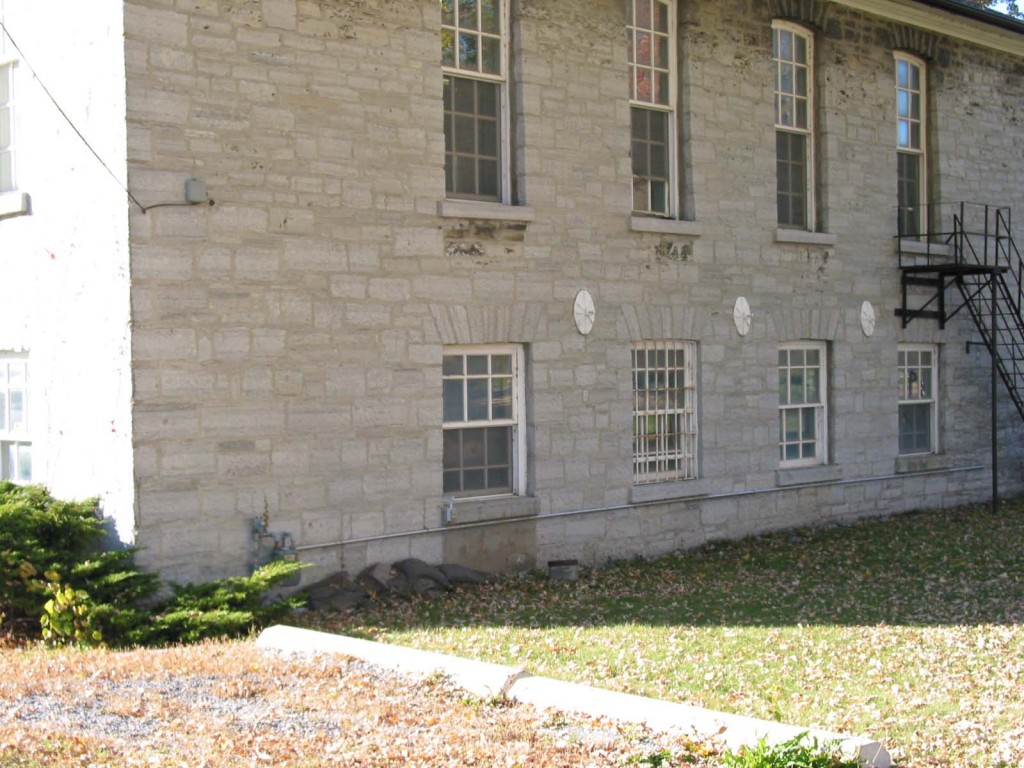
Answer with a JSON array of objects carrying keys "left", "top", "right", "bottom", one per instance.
[
  {"left": 721, "top": 733, "right": 861, "bottom": 768},
  {"left": 0, "top": 483, "right": 305, "bottom": 648}
]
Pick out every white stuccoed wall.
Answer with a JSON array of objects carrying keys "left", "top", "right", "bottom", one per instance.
[{"left": 0, "top": 0, "right": 135, "bottom": 545}]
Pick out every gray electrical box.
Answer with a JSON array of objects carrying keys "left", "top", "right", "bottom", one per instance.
[{"left": 185, "top": 178, "right": 207, "bottom": 203}]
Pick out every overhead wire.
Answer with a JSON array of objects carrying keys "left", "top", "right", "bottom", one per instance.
[{"left": 0, "top": 20, "right": 154, "bottom": 213}]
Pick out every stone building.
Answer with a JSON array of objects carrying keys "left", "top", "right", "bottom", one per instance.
[{"left": 1, "top": 0, "right": 1022, "bottom": 584}]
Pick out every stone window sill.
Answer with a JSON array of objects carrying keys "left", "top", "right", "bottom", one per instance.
[
  {"left": 437, "top": 199, "right": 535, "bottom": 223},
  {"left": 774, "top": 228, "right": 837, "bottom": 246},
  {"left": 894, "top": 453, "right": 951, "bottom": 473},
  {"left": 775, "top": 464, "right": 843, "bottom": 487},
  {"left": 630, "top": 477, "right": 710, "bottom": 504},
  {"left": 630, "top": 216, "right": 703, "bottom": 236},
  {"left": 447, "top": 494, "right": 539, "bottom": 526},
  {"left": 0, "top": 191, "right": 31, "bottom": 220}
]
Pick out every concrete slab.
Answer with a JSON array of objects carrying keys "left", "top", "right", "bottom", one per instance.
[
  {"left": 256, "top": 625, "right": 891, "bottom": 767},
  {"left": 256, "top": 624, "right": 527, "bottom": 699}
]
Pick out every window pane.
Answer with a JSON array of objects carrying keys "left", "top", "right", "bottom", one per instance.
[
  {"left": 487, "top": 425, "right": 510, "bottom": 464},
  {"left": 481, "top": 37, "right": 500, "bottom": 75},
  {"left": 463, "top": 469, "right": 486, "bottom": 491},
  {"left": 479, "top": 159, "right": 498, "bottom": 198},
  {"left": 443, "top": 379, "right": 465, "bottom": 422},
  {"left": 636, "top": 31, "right": 652, "bottom": 66},
  {"left": 467, "top": 355, "right": 488, "bottom": 375},
  {"left": 635, "top": 0, "right": 651, "bottom": 30},
  {"left": 491, "top": 377, "right": 512, "bottom": 419},
  {"left": 443, "top": 471, "right": 460, "bottom": 493},
  {"left": 467, "top": 379, "right": 489, "bottom": 420},
  {"left": 454, "top": 115, "right": 476, "bottom": 153},
  {"left": 458, "top": 32, "right": 478, "bottom": 69},
  {"left": 442, "top": 355, "right": 464, "bottom": 376},
  {"left": 801, "top": 407, "right": 816, "bottom": 440},
  {"left": 0, "top": 109, "right": 10, "bottom": 149},
  {"left": 487, "top": 466, "right": 509, "bottom": 490},
  {"left": 454, "top": 156, "right": 476, "bottom": 196},
  {"left": 654, "top": 1, "right": 669, "bottom": 33},
  {"left": 453, "top": 77, "right": 476, "bottom": 113},
  {"left": 16, "top": 444, "right": 31, "bottom": 483},
  {"left": 9, "top": 392, "right": 24, "bottom": 431},
  {"left": 462, "top": 427, "right": 485, "bottom": 463},
  {"left": 443, "top": 430, "right": 461, "bottom": 469},
  {"left": 0, "top": 392, "right": 6, "bottom": 431},
  {"left": 441, "top": 0, "right": 455, "bottom": 26},
  {"left": 441, "top": 29, "right": 456, "bottom": 67},
  {"left": 458, "top": 0, "right": 477, "bottom": 28},
  {"left": 480, "top": 0, "right": 499, "bottom": 34}
]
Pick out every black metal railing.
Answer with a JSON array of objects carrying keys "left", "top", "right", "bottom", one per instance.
[{"left": 897, "top": 202, "right": 1024, "bottom": 421}]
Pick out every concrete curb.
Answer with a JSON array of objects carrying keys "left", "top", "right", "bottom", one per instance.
[{"left": 255, "top": 625, "right": 891, "bottom": 767}]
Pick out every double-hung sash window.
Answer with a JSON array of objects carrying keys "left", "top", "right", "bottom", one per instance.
[
  {"left": 898, "top": 345, "right": 937, "bottom": 455},
  {"left": 441, "top": 0, "right": 508, "bottom": 202},
  {"left": 632, "top": 341, "right": 698, "bottom": 483},
  {"left": 628, "top": 0, "right": 675, "bottom": 217},
  {"left": 773, "top": 22, "right": 813, "bottom": 230},
  {"left": 778, "top": 343, "right": 826, "bottom": 467},
  {"left": 0, "top": 357, "right": 31, "bottom": 482},
  {"left": 896, "top": 54, "right": 926, "bottom": 237},
  {"left": 0, "top": 60, "right": 13, "bottom": 193},
  {"left": 442, "top": 346, "right": 524, "bottom": 497}
]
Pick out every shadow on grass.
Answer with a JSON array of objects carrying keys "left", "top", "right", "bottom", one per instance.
[{"left": 313, "top": 501, "right": 1024, "bottom": 635}]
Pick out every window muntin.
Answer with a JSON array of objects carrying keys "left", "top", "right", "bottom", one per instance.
[
  {"left": 628, "top": 0, "right": 675, "bottom": 217},
  {"left": 773, "top": 22, "right": 813, "bottom": 230},
  {"left": 632, "top": 340, "right": 697, "bottom": 484},
  {"left": 442, "top": 346, "right": 523, "bottom": 497},
  {"left": 898, "top": 345, "right": 937, "bottom": 455},
  {"left": 896, "top": 54, "right": 926, "bottom": 237},
  {"left": 778, "top": 343, "right": 826, "bottom": 467},
  {"left": 0, "top": 62, "right": 13, "bottom": 193},
  {"left": 0, "top": 357, "right": 31, "bottom": 482},
  {"left": 441, "top": 0, "right": 507, "bottom": 202}
]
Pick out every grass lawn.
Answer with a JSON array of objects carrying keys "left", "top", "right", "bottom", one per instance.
[{"left": 301, "top": 500, "right": 1024, "bottom": 768}]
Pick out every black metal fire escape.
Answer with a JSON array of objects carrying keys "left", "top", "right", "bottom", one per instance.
[{"left": 895, "top": 202, "right": 1024, "bottom": 421}]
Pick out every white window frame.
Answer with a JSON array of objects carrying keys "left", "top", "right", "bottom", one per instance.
[
  {"left": 441, "top": 0, "right": 511, "bottom": 203},
  {"left": 628, "top": 0, "right": 677, "bottom": 218},
  {"left": 895, "top": 52, "right": 927, "bottom": 237},
  {"left": 442, "top": 344, "right": 525, "bottom": 498},
  {"left": 0, "top": 355, "right": 31, "bottom": 483},
  {"left": 632, "top": 340, "right": 698, "bottom": 484},
  {"left": 0, "top": 59, "right": 15, "bottom": 194},
  {"left": 772, "top": 20, "right": 815, "bottom": 231},
  {"left": 778, "top": 341, "right": 827, "bottom": 468},
  {"left": 897, "top": 344, "right": 938, "bottom": 456}
]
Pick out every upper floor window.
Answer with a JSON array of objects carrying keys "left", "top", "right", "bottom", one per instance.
[
  {"left": 628, "top": 0, "right": 676, "bottom": 217},
  {"left": 0, "top": 356, "right": 31, "bottom": 483},
  {"left": 632, "top": 340, "right": 698, "bottom": 484},
  {"left": 442, "top": 0, "right": 508, "bottom": 202},
  {"left": 778, "top": 342, "right": 827, "bottom": 467},
  {"left": 898, "top": 345, "right": 937, "bottom": 455},
  {"left": 442, "top": 345, "right": 525, "bottom": 497},
  {"left": 896, "top": 54, "right": 926, "bottom": 237},
  {"left": 773, "top": 22, "right": 814, "bottom": 230},
  {"left": 0, "top": 61, "right": 13, "bottom": 194}
]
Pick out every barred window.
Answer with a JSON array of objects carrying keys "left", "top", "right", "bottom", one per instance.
[
  {"left": 898, "top": 345, "right": 937, "bottom": 455},
  {"left": 632, "top": 341, "right": 697, "bottom": 484},
  {"left": 779, "top": 343, "right": 826, "bottom": 467}
]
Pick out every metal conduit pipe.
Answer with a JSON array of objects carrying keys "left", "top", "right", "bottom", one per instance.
[{"left": 293, "top": 464, "right": 985, "bottom": 553}]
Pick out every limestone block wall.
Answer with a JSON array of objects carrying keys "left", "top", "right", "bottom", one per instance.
[
  {"left": 0, "top": 1, "right": 134, "bottom": 543},
  {"left": 123, "top": 0, "right": 1024, "bottom": 585}
]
